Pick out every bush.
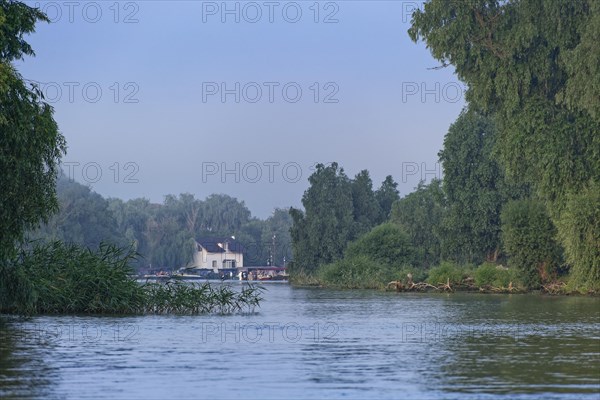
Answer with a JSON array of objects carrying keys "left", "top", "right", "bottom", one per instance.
[
  {"left": 318, "top": 254, "right": 395, "bottom": 289},
  {"left": 426, "top": 262, "right": 468, "bottom": 285},
  {"left": 315, "top": 223, "right": 416, "bottom": 289},
  {"left": 474, "top": 262, "right": 497, "bottom": 287},
  {"left": 346, "top": 223, "right": 413, "bottom": 268},
  {"left": 397, "top": 266, "right": 428, "bottom": 284},
  {"left": 474, "top": 262, "right": 522, "bottom": 288}
]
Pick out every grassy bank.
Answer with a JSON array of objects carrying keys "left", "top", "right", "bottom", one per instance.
[
  {"left": 292, "top": 261, "right": 598, "bottom": 295},
  {"left": 0, "top": 241, "right": 263, "bottom": 315}
]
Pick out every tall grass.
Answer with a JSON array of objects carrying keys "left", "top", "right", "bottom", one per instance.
[
  {"left": 0, "top": 241, "right": 263, "bottom": 315},
  {"left": 141, "top": 281, "right": 263, "bottom": 315}
]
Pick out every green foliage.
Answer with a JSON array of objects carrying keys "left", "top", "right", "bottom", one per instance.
[
  {"left": 0, "top": 241, "right": 263, "bottom": 315},
  {"left": 0, "top": 241, "right": 144, "bottom": 314},
  {"left": 409, "top": 0, "right": 600, "bottom": 290},
  {"left": 141, "top": 193, "right": 256, "bottom": 269},
  {"left": 351, "top": 170, "right": 381, "bottom": 236},
  {"left": 390, "top": 179, "right": 445, "bottom": 268},
  {"left": 501, "top": 199, "right": 562, "bottom": 288},
  {"left": 397, "top": 266, "right": 428, "bottom": 284},
  {"left": 0, "top": 2, "right": 65, "bottom": 258},
  {"left": 288, "top": 268, "right": 321, "bottom": 286},
  {"left": 473, "top": 263, "right": 497, "bottom": 287},
  {"left": 426, "top": 262, "right": 470, "bottom": 286},
  {"left": 0, "top": 0, "right": 49, "bottom": 61},
  {"left": 290, "top": 164, "right": 404, "bottom": 275},
  {"left": 141, "top": 281, "right": 263, "bottom": 315},
  {"left": 31, "top": 175, "right": 126, "bottom": 249},
  {"left": 474, "top": 263, "right": 522, "bottom": 288},
  {"left": 290, "top": 163, "right": 355, "bottom": 272},
  {"left": 375, "top": 175, "right": 400, "bottom": 223},
  {"left": 497, "top": 98, "right": 599, "bottom": 205},
  {"left": 317, "top": 223, "right": 413, "bottom": 289},
  {"left": 558, "top": 1, "right": 600, "bottom": 121},
  {"left": 439, "top": 109, "right": 527, "bottom": 264},
  {"left": 345, "top": 223, "right": 413, "bottom": 269},
  {"left": 202, "top": 193, "right": 252, "bottom": 232},
  {"left": 318, "top": 255, "right": 394, "bottom": 289},
  {"left": 35, "top": 183, "right": 293, "bottom": 271},
  {"left": 556, "top": 183, "right": 600, "bottom": 292}
]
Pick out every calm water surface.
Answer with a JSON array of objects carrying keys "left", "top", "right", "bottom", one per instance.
[{"left": 1, "top": 284, "right": 599, "bottom": 399}]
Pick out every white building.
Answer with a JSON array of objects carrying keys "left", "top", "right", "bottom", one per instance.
[{"left": 191, "top": 237, "right": 244, "bottom": 272}]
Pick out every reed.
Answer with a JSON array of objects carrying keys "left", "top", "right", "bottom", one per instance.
[
  {"left": 0, "top": 241, "right": 263, "bottom": 315},
  {"left": 141, "top": 281, "right": 263, "bottom": 315}
]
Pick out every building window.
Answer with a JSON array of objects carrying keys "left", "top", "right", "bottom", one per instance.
[{"left": 212, "top": 260, "right": 217, "bottom": 269}]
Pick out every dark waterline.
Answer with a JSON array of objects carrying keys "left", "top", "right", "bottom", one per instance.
[{"left": 1, "top": 286, "right": 599, "bottom": 399}]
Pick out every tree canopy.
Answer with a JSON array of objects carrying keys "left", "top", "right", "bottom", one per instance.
[
  {"left": 409, "top": 0, "right": 599, "bottom": 290},
  {"left": 409, "top": 0, "right": 599, "bottom": 204},
  {"left": 0, "top": 1, "right": 65, "bottom": 258},
  {"left": 290, "top": 163, "right": 401, "bottom": 273},
  {"left": 390, "top": 179, "right": 445, "bottom": 269}
]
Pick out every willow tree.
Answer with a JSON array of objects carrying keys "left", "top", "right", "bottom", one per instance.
[
  {"left": 501, "top": 199, "right": 562, "bottom": 288},
  {"left": 409, "top": 0, "right": 599, "bottom": 287},
  {"left": 438, "top": 108, "right": 529, "bottom": 264},
  {"left": 0, "top": 1, "right": 65, "bottom": 258}
]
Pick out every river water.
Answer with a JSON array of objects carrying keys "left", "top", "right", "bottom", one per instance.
[{"left": 1, "top": 284, "right": 599, "bottom": 399}]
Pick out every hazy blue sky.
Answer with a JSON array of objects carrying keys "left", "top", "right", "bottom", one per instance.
[{"left": 18, "top": 1, "right": 464, "bottom": 218}]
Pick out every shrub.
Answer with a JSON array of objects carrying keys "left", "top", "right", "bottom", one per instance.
[
  {"left": 474, "top": 262, "right": 498, "bottom": 287},
  {"left": 346, "top": 223, "right": 413, "bottom": 268},
  {"left": 318, "top": 254, "right": 395, "bottom": 289},
  {"left": 315, "top": 223, "right": 416, "bottom": 289},
  {"left": 426, "top": 262, "right": 467, "bottom": 285},
  {"left": 397, "top": 266, "right": 428, "bottom": 284},
  {"left": 474, "top": 262, "right": 522, "bottom": 288}
]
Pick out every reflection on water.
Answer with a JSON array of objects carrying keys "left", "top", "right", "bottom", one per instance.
[
  {"left": 1, "top": 287, "right": 599, "bottom": 399},
  {"left": 0, "top": 318, "right": 58, "bottom": 399}
]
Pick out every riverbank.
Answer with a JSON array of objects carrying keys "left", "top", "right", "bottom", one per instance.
[{"left": 290, "top": 262, "right": 599, "bottom": 296}]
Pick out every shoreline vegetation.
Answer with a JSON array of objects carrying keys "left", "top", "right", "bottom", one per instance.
[
  {"left": 0, "top": 242, "right": 263, "bottom": 316},
  {"left": 290, "top": 273, "right": 594, "bottom": 296}
]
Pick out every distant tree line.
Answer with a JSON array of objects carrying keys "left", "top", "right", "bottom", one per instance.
[{"left": 30, "top": 175, "right": 293, "bottom": 271}]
